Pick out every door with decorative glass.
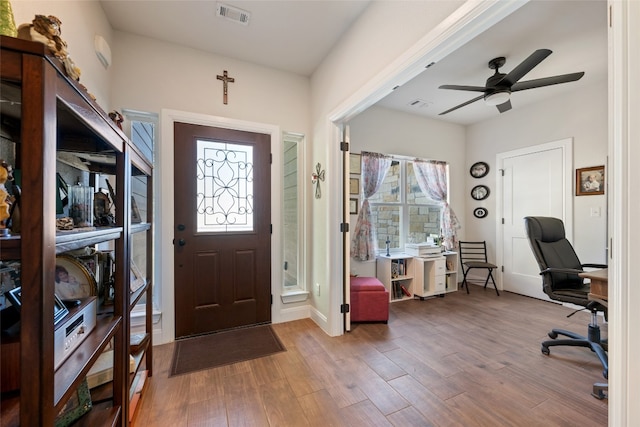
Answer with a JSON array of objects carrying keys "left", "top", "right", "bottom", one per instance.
[{"left": 173, "top": 122, "right": 271, "bottom": 338}]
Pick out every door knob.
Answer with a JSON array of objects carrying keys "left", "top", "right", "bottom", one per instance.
[
  {"left": 178, "top": 239, "right": 186, "bottom": 246},
  {"left": 177, "top": 224, "right": 186, "bottom": 231}
]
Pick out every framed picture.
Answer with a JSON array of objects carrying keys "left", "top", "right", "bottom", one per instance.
[
  {"left": 6, "top": 287, "right": 69, "bottom": 326},
  {"left": 349, "top": 177, "right": 360, "bottom": 195},
  {"left": 470, "top": 161, "right": 489, "bottom": 178},
  {"left": 55, "top": 378, "right": 92, "bottom": 427},
  {"left": 349, "top": 153, "right": 361, "bottom": 174},
  {"left": 130, "top": 259, "right": 146, "bottom": 293},
  {"left": 349, "top": 198, "right": 359, "bottom": 215},
  {"left": 576, "top": 166, "right": 605, "bottom": 196},
  {"left": 55, "top": 255, "right": 98, "bottom": 300}
]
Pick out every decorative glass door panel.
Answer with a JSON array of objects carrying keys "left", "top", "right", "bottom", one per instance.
[{"left": 196, "top": 140, "right": 254, "bottom": 233}]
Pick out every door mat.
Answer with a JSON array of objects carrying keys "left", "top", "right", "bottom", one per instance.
[{"left": 170, "top": 324, "right": 285, "bottom": 377}]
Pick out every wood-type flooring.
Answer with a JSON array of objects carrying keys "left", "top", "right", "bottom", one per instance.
[{"left": 133, "top": 288, "right": 608, "bottom": 426}]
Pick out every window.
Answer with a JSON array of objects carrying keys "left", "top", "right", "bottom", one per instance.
[
  {"left": 282, "top": 132, "right": 305, "bottom": 295},
  {"left": 368, "top": 159, "right": 442, "bottom": 252}
]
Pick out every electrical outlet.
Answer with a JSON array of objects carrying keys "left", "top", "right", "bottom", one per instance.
[{"left": 315, "top": 283, "right": 321, "bottom": 296}]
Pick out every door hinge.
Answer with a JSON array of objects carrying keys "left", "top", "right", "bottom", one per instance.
[
  {"left": 270, "top": 224, "right": 273, "bottom": 234},
  {"left": 270, "top": 153, "right": 272, "bottom": 164},
  {"left": 340, "top": 223, "right": 349, "bottom": 233},
  {"left": 340, "top": 303, "right": 350, "bottom": 314},
  {"left": 502, "top": 218, "right": 505, "bottom": 224},
  {"left": 500, "top": 169, "right": 504, "bottom": 177},
  {"left": 501, "top": 266, "right": 504, "bottom": 272},
  {"left": 340, "top": 141, "right": 349, "bottom": 151},
  {"left": 271, "top": 294, "right": 273, "bottom": 305}
]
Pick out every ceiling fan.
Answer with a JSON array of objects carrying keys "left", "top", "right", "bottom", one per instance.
[{"left": 438, "top": 49, "right": 584, "bottom": 115}]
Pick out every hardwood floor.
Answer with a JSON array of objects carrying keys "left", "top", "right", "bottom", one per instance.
[{"left": 133, "top": 290, "right": 608, "bottom": 426}]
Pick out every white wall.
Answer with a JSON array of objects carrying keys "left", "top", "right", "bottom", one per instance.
[
  {"left": 12, "top": 1, "right": 114, "bottom": 111},
  {"left": 465, "top": 78, "right": 608, "bottom": 265},
  {"left": 108, "top": 32, "right": 312, "bottom": 343},
  {"left": 347, "top": 106, "right": 466, "bottom": 277}
]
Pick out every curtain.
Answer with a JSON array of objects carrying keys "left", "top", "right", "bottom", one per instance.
[
  {"left": 350, "top": 152, "right": 392, "bottom": 261},
  {"left": 413, "top": 160, "right": 460, "bottom": 250}
]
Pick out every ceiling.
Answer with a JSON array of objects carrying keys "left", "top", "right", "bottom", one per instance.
[{"left": 99, "top": 0, "right": 607, "bottom": 126}]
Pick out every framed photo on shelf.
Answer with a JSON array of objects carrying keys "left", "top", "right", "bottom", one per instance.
[
  {"left": 576, "top": 165, "right": 605, "bottom": 196},
  {"left": 350, "top": 177, "right": 360, "bottom": 195},
  {"left": 349, "top": 153, "right": 361, "bottom": 174},
  {"left": 349, "top": 198, "right": 359, "bottom": 215},
  {"left": 54, "top": 255, "right": 97, "bottom": 300},
  {"left": 55, "top": 378, "right": 92, "bottom": 427}
]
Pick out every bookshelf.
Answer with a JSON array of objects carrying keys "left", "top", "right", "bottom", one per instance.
[{"left": 376, "top": 254, "right": 415, "bottom": 302}]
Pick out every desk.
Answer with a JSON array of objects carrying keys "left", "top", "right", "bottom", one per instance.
[
  {"left": 578, "top": 268, "right": 608, "bottom": 399},
  {"left": 579, "top": 268, "right": 608, "bottom": 304}
]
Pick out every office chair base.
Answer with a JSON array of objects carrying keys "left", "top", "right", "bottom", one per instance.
[
  {"left": 592, "top": 382, "right": 608, "bottom": 400},
  {"left": 542, "top": 328, "right": 608, "bottom": 379}
]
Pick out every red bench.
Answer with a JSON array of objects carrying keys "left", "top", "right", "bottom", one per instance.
[{"left": 350, "top": 276, "right": 389, "bottom": 323}]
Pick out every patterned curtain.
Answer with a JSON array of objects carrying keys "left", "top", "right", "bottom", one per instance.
[
  {"left": 350, "top": 152, "right": 392, "bottom": 261},
  {"left": 413, "top": 160, "right": 460, "bottom": 250}
]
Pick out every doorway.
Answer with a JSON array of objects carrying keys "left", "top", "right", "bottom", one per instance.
[
  {"left": 497, "top": 138, "right": 573, "bottom": 299},
  {"left": 173, "top": 122, "right": 271, "bottom": 338}
]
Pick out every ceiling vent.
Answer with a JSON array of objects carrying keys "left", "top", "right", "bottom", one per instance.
[
  {"left": 216, "top": 3, "right": 251, "bottom": 25},
  {"left": 408, "top": 99, "right": 432, "bottom": 109}
]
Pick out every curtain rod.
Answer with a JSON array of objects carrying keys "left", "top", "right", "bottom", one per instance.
[{"left": 360, "top": 151, "right": 446, "bottom": 164}]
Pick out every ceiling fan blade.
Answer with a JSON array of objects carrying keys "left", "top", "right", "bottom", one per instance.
[
  {"left": 439, "top": 84, "right": 487, "bottom": 92},
  {"left": 496, "top": 99, "right": 512, "bottom": 113},
  {"left": 439, "top": 94, "right": 485, "bottom": 115},
  {"left": 511, "top": 72, "right": 585, "bottom": 92},
  {"left": 499, "top": 49, "right": 552, "bottom": 86}
]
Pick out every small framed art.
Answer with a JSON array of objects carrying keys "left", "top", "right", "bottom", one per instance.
[
  {"left": 349, "top": 198, "right": 359, "bottom": 215},
  {"left": 349, "top": 153, "right": 361, "bottom": 174},
  {"left": 576, "top": 165, "right": 605, "bottom": 196},
  {"left": 350, "top": 177, "right": 360, "bottom": 195}
]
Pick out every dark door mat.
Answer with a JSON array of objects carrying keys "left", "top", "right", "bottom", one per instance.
[{"left": 170, "top": 324, "right": 285, "bottom": 376}]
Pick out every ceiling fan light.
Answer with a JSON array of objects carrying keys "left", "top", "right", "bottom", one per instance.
[{"left": 484, "top": 91, "right": 510, "bottom": 106}]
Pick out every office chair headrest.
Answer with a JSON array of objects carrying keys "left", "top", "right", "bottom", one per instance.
[{"left": 524, "top": 216, "right": 566, "bottom": 243}]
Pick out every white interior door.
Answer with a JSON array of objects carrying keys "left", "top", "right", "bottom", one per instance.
[{"left": 498, "top": 139, "right": 573, "bottom": 299}]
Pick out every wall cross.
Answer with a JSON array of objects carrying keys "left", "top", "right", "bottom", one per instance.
[{"left": 216, "top": 70, "right": 235, "bottom": 104}]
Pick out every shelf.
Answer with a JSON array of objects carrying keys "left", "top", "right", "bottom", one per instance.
[
  {"left": 131, "top": 222, "right": 151, "bottom": 234},
  {"left": 391, "top": 275, "right": 413, "bottom": 281},
  {"left": 76, "top": 401, "right": 121, "bottom": 427},
  {"left": 0, "top": 227, "right": 124, "bottom": 261},
  {"left": 54, "top": 315, "right": 122, "bottom": 410}
]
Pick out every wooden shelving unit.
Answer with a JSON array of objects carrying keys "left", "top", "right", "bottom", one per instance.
[{"left": 0, "top": 35, "right": 153, "bottom": 426}]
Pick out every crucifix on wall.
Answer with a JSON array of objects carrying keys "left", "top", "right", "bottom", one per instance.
[{"left": 216, "top": 70, "right": 235, "bottom": 104}]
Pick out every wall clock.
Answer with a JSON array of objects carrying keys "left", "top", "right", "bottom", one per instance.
[
  {"left": 471, "top": 185, "right": 490, "bottom": 200},
  {"left": 473, "top": 207, "right": 488, "bottom": 218},
  {"left": 470, "top": 161, "right": 489, "bottom": 178}
]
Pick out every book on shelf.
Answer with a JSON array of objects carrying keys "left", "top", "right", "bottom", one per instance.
[
  {"left": 400, "top": 285, "right": 412, "bottom": 297},
  {"left": 87, "top": 350, "right": 136, "bottom": 389},
  {"left": 130, "top": 332, "right": 150, "bottom": 354}
]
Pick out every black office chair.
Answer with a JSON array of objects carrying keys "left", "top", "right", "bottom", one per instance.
[
  {"left": 458, "top": 241, "right": 499, "bottom": 296},
  {"left": 524, "top": 216, "right": 608, "bottom": 398}
]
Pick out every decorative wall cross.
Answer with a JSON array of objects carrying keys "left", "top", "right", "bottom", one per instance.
[
  {"left": 311, "top": 163, "right": 325, "bottom": 199},
  {"left": 216, "top": 70, "right": 235, "bottom": 104}
]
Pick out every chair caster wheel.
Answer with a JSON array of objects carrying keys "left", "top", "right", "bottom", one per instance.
[
  {"left": 548, "top": 331, "right": 558, "bottom": 339},
  {"left": 541, "top": 346, "right": 550, "bottom": 355}
]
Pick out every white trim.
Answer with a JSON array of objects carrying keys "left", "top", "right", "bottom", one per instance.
[
  {"left": 609, "top": 0, "right": 639, "bottom": 424},
  {"left": 281, "top": 290, "right": 309, "bottom": 304},
  {"left": 157, "top": 109, "right": 283, "bottom": 344}
]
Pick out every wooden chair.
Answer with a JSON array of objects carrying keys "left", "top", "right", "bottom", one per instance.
[{"left": 458, "top": 241, "right": 499, "bottom": 295}]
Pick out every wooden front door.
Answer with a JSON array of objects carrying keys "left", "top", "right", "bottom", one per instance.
[{"left": 174, "top": 122, "right": 271, "bottom": 338}]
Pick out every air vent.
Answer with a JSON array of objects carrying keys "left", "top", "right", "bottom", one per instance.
[
  {"left": 408, "top": 99, "right": 432, "bottom": 109},
  {"left": 216, "top": 3, "right": 251, "bottom": 25}
]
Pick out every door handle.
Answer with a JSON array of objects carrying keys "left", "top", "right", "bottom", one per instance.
[{"left": 178, "top": 239, "right": 186, "bottom": 246}]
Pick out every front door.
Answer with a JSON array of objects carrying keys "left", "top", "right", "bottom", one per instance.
[
  {"left": 499, "top": 139, "right": 572, "bottom": 300},
  {"left": 173, "top": 122, "right": 271, "bottom": 338}
]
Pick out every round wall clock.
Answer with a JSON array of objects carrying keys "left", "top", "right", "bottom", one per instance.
[
  {"left": 473, "top": 207, "right": 488, "bottom": 219},
  {"left": 471, "top": 185, "right": 490, "bottom": 200},
  {"left": 470, "top": 161, "right": 489, "bottom": 178}
]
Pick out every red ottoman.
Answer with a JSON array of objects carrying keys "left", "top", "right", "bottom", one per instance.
[{"left": 350, "top": 276, "right": 389, "bottom": 323}]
